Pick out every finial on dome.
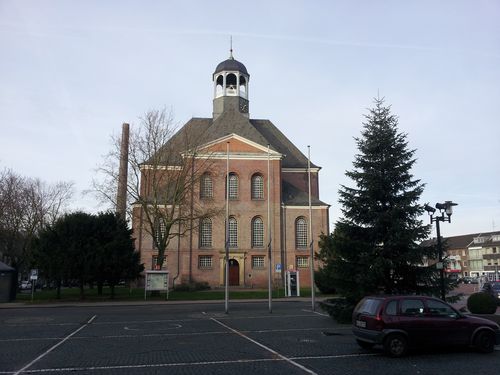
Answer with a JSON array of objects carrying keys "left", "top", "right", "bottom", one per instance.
[{"left": 229, "top": 35, "right": 234, "bottom": 59}]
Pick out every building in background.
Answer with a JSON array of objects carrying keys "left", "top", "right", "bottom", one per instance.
[
  {"left": 132, "top": 52, "right": 330, "bottom": 288},
  {"left": 441, "top": 231, "right": 500, "bottom": 280}
]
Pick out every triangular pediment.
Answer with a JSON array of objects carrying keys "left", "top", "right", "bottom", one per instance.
[{"left": 189, "top": 133, "right": 283, "bottom": 160}]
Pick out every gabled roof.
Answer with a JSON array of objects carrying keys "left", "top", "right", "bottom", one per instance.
[
  {"left": 154, "top": 109, "right": 318, "bottom": 169},
  {"left": 425, "top": 231, "right": 500, "bottom": 250}
]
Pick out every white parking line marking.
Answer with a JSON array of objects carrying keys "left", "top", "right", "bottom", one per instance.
[
  {"left": 12, "top": 315, "right": 97, "bottom": 375},
  {"left": 123, "top": 323, "right": 182, "bottom": 331},
  {"left": 211, "top": 318, "right": 318, "bottom": 375},
  {"left": 0, "top": 353, "right": 382, "bottom": 374},
  {"left": 302, "top": 309, "right": 329, "bottom": 317},
  {"left": 0, "top": 358, "right": 285, "bottom": 374},
  {"left": 292, "top": 353, "right": 380, "bottom": 360}
]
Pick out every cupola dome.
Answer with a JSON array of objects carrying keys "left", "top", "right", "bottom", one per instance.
[
  {"left": 214, "top": 57, "right": 249, "bottom": 76},
  {"left": 212, "top": 50, "right": 250, "bottom": 120}
]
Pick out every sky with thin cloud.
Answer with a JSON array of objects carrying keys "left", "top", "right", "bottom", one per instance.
[{"left": 1, "top": 0, "right": 499, "bottom": 237}]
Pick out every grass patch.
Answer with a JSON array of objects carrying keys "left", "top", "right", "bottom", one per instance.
[{"left": 15, "top": 286, "right": 321, "bottom": 303}]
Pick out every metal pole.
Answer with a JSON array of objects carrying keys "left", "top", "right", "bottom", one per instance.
[
  {"left": 307, "top": 146, "right": 315, "bottom": 311},
  {"left": 225, "top": 142, "right": 230, "bottom": 314},
  {"left": 267, "top": 144, "right": 272, "bottom": 313},
  {"left": 436, "top": 218, "right": 445, "bottom": 301}
]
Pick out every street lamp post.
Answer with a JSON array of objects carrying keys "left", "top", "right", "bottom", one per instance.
[{"left": 424, "top": 201, "right": 458, "bottom": 301}]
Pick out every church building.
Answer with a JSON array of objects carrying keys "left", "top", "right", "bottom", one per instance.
[{"left": 133, "top": 51, "right": 330, "bottom": 289}]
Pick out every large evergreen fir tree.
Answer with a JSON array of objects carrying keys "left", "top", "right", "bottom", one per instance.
[{"left": 317, "top": 98, "right": 445, "bottom": 304}]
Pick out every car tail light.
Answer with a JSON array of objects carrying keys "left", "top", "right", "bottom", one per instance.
[{"left": 374, "top": 313, "right": 384, "bottom": 331}]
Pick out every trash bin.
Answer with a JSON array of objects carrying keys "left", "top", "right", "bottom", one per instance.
[{"left": 0, "top": 261, "right": 17, "bottom": 302}]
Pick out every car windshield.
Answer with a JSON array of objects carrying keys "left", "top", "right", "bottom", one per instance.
[{"left": 355, "top": 298, "right": 382, "bottom": 315}]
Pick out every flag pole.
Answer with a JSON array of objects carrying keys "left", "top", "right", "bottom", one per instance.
[
  {"left": 267, "top": 144, "right": 272, "bottom": 313},
  {"left": 225, "top": 141, "right": 230, "bottom": 314},
  {"left": 307, "top": 145, "right": 315, "bottom": 311}
]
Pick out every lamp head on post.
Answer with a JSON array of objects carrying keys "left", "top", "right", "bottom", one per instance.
[
  {"left": 424, "top": 204, "right": 436, "bottom": 215},
  {"left": 424, "top": 200, "right": 458, "bottom": 301},
  {"left": 435, "top": 201, "right": 458, "bottom": 222}
]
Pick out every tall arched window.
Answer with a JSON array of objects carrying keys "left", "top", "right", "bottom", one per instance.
[
  {"left": 251, "top": 174, "right": 264, "bottom": 200},
  {"left": 228, "top": 217, "right": 238, "bottom": 248},
  {"left": 228, "top": 173, "right": 238, "bottom": 200},
  {"left": 251, "top": 217, "right": 264, "bottom": 248},
  {"left": 199, "top": 218, "right": 212, "bottom": 248},
  {"left": 295, "top": 217, "right": 308, "bottom": 249},
  {"left": 200, "top": 173, "right": 213, "bottom": 199}
]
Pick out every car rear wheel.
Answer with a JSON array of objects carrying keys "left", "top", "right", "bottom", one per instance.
[
  {"left": 356, "top": 339, "right": 375, "bottom": 349},
  {"left": 384, "top": 333, "right": 408, "bottom": 357},
  {"left": 474, "top": 331, "right": 495, "bottom": 353}
]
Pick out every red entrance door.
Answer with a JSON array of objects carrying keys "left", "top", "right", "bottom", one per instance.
[{"left": 229, "top": 259, "right": 239, "bottom": 286}]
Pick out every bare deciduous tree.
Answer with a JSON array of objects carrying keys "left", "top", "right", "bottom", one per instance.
[
  {"left": 0, "top": 168, "right": 73, "bottom": 271},
  {"left": 93, "top": 109, "right": 222, "bottom": 269}
]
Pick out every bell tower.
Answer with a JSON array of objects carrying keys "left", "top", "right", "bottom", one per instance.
[{"left": 212, "top": 48, "right": 250, "bottom": 120}]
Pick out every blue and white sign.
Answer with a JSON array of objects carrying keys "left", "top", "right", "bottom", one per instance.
[{"left": 275, "top": 263, "right": 282, "bottom": 273}]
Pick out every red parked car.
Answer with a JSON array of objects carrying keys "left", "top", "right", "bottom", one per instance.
[{"left": 352, "top": 295, "right": 500, "bottom": 357}]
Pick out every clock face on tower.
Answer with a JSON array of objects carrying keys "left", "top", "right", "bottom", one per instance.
[{"left": 239, "top": 98, "right": 249, "bottom": 113}]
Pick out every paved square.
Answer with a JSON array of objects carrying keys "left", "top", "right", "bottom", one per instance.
[{"left": 1, "top": 300, "right": 498, "bottom": 374}]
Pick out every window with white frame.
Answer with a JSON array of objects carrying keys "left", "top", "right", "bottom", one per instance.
[
  {"left": 200, "top": 173, "right": 213, "bottom": 199},
  {"left": 199, "top": 218, "right": 212, "bottom": 248},
  {"left": 198, "top": 255, "right": 213, "bottom": 269},
  {"left": 252, "top": 255, "right": 265, "bottom": 269},
  {"left": 251, "top": 174, "right": 264, "bottom": 200},
  {"left": 296, "top": 256, "right": 309, "bottom": 268},
  {"left": 295, "top": 217, "right": 308, "bottom": 249},
  {"left": 251, "top": 217, "right": 264, "bottom": 248},
  {"left": 469, "top": 259, "right": 483, "bottom": 270},
  {"left": 228, "top": 217, "right": 238, "bottom": 248},
  {"left": 228, "top": 173, "right": 238, "bottom": 199},
  {"left": 474, "top": 237, "right": 486, "bottom": 244}
]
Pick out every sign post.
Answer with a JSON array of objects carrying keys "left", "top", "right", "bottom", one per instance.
[
  {"left": 30, "top": 269, "right": 38, "bottom": 302},
  {"left": 144, "top": 271, "right": 169, "bottom": 300}
]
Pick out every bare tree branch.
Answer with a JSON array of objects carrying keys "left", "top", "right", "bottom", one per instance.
[
  {"left": 0, "top": 168, "right": 74, "bottom": 271},
  {"left": 92, "top": 108, "right": 223, "bottom": 269}
]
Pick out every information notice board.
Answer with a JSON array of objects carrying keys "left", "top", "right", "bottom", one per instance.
[{"left": 144, "top": 270, "right": 169, "bottom": 300}]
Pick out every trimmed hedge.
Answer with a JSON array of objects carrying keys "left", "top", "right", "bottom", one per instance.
[{"left": 467, "top": 292, "right": 497, "bottom": 314}]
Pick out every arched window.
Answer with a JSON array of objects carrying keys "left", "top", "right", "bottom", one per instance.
[
  {"left": 215, "top": 75, "right": 224, "bottom": 97},
  {"left": 295, "top": 217, "right": 308, "bottom": 249},
  {"left": 228, "top": 217, "right": 238, "bottom": 248},
  {"left": 199, "top": 218, "right": 212, "bottom": 248},
  {"left": 228, "top": 173, "right": 238, "bottom": 200},
  {"left": 200, "top": 173, "right": 213, "bottom": 199},
  {"left": 226, "top": 73, "right": 237, "bottom": 93},
  {"left": 239, "top": 76, "right": 247, "bottom": 96},
  {"left": 251, "top": 217, "right": 264, "bottom": 248},
  {"left": 251, "top": 174, "right": 264, "bottom": 200}
]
